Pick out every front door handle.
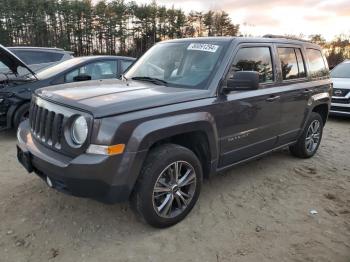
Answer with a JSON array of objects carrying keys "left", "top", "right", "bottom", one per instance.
[{"left": 266, "top": 95, "right": 280, "bottom": 102}]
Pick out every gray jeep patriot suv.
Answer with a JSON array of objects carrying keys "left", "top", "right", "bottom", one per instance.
[{"left": 17, "top": 37, "right": 332, "bottom": 227}]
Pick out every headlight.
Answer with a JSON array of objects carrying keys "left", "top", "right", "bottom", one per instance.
[{"left": 71, "top": 116, "right": 88, "bottom": 145}]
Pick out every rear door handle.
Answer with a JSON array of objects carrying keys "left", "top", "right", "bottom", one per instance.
[{"left": 266, "top": 95, "right": 280, "bottom": 102}]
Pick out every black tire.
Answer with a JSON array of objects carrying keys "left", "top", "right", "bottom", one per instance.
[
  {"left": 131, "top": 143, "right": 203, "bottom": 228},
  {"left": 13, "top": 103, "right": 30, "bottom": 130},
  {"left": 289, "top": 112, "right": 324, "bottom": 158}
]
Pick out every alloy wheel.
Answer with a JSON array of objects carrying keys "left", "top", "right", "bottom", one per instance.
[
  {"left": 305, "top": 120, "right": 321, "bottom": 153},
  {"left": 152, "top": 161, "right": 197, "bottom": 218}
]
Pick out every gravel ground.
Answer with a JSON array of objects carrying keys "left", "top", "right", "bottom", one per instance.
[{"left": 0, "top": 117, "right": 349, "bottom": 262}]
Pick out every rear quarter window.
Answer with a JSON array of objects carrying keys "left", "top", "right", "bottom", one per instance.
[{"left": 306, "top": 49, "right": 329, "bottom": 79}]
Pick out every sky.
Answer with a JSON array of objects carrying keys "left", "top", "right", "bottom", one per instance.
[{"left": 137, "top": 0, "right": 350, "bottom": 40}]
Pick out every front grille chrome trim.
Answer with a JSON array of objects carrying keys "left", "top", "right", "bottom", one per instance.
[
  {"left": 28, "top": 96, "right": 92, "bottom": 156},
  {"left": 29, "top": 97, "right": 72, "bottom": 149}
]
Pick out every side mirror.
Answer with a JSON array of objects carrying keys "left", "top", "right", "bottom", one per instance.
[
  {"left": 73, "top": 74, "right": 92, "bottom": 82},
  {"left": 226, "top": 71, "right": 260, "bottom": 92}
]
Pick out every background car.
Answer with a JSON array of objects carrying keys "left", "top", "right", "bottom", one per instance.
[
  {"left": 0, "top": 45, "right": 135, "bottom": 130},
  {"left": 330, "top": 60, "right": 350, "bottom": 116},
  {"left": 8, "top": 47, "right": 74, "bottom": 72}
]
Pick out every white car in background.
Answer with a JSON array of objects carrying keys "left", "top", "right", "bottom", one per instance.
[{"left": 330, "top": 60, "right": 350, "bottom": 116}]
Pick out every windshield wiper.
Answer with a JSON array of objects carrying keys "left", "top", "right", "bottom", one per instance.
[{"left": 131, "top": 76, "right": 168, "bottom": 86}]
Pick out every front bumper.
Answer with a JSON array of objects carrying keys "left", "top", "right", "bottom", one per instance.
[
  {"left": 17, "top": 120, "right": 143, "bottom": 203},
  {"left": 330, "top": 91, "right": 350, "bottom": 116},
  {"left": 330, "top": 101, "right": 350, "bottom": 116}
]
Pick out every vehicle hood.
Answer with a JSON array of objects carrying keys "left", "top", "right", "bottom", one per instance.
[
  {"left": 332, "top": 78, "right": 350, "bottom": 90},
  {"left": 0, "top": 44, "right": 36, "bottom": 77},
  {"left": 36, "top": 79, "right": 210, "bottom": 117}
]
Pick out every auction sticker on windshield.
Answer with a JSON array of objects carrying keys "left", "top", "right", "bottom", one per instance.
[{"left": 187, "top": 43, "right": 219, "bottom": 53}]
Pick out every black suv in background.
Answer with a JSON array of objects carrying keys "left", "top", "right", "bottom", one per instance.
[{"left": 17, "top": 37, "right": 331, "bottom": 228}]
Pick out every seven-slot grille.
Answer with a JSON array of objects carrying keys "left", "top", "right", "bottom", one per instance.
[{"left": 29, "top": 101, "right": 64, "bottom": 149}]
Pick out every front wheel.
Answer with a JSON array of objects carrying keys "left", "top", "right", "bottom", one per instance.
[
  {"left": 289, "top": 112, "right": 324, "bottom": 158},
  {"left": 13, "top": 103, "right": 30, "bottom": 130},
  {"left": 131, "top": 144, "right": 203, "bottom": 228}
]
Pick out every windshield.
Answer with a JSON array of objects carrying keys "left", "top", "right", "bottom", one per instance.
[
  {"left": 331, "top": 62, "right": 350, "bottom": 78},
  {"left": 125, "top": 41, "right": 227, "bottom": 89}
]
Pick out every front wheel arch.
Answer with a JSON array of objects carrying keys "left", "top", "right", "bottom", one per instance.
[{"left": 13, "top": 102, "right": 30, "bottom": 129}]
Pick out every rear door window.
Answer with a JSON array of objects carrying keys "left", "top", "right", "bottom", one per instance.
[
  {"left": 278, "top": 47, "right": 306, "bottom": 80},
  {"left": 230, "top": 47, "right": 274, "bottom": 83},
  {"left": 306, "top": 49, "right": 328, "bottom": 78}
]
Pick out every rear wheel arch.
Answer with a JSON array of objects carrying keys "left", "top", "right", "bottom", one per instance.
[
  {"left": 290, "top": 111, "right": 324, "bottom": 158},
  {"left": 311, "top": 103, "right": 329, "bottom": 126}
]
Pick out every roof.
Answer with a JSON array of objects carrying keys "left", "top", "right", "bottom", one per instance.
[
  {"left": 161, "top": 36, "right": 321, "bottom": 49},
  {"left": 8, "top": 46, "right": 74, "bottom": 55}
]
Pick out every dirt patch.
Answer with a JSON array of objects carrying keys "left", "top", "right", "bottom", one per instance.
[{"left": 0, "top": 117, "right": 349, "bottom": 262}]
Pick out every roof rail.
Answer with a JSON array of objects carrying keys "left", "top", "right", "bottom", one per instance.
[
  {"left": 263, "top": 34, "right": 311, "bottom": 43},
  {"left": 9, "top": 46, "right": 67, "bottom": 51}
]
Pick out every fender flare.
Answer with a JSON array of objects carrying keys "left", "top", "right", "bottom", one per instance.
[
  {"left": 302, "top": 92, "right": 330, "bottom": 130},
  {"left": 127, "top": 112, "right": 219, "bottom": 159},
  {"left": 115, "top": 112, "right": 219, "bottom": 193}
]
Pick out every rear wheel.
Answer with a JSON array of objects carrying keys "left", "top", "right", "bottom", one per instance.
[
  {"left": 131, "top": 144, "right": 202, "bottom": 228},
  {"left": 289, "top": 112, "right": 324, "bottom": 158}
]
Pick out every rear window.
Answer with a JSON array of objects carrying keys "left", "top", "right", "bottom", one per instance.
[
  {"left": 278, "top": 47, "right": 306, "bottom": 80},
  {"left": 10, "top": 50, "right": 64, "bottom": 65},
  {"left": 331, "top": 62, "right": 350, "bottom": 78},
  {"left": 306, "top": 49, "right": 328, "bottom": 78}
]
